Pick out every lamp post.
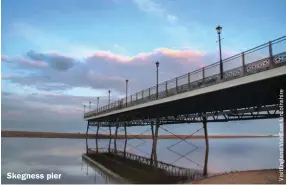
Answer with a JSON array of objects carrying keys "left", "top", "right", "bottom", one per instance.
[
  {"left": 216, "top": 25, "right": 223, "bottom": 79},
  {"left": 125, "top": 79, "right": 128, "bottom": 106},
  {"left": 155, "top": 61, "right": 159, "bottom": 99},
  {"left": 96, "top": 97, "right": 99, "bottom": 113},
  {"left": 108, "top": 90, "right": 111, "bottom": 109}
]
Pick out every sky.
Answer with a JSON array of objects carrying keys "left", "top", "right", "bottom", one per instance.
[{"left": 1, "top": 0, "right": 286, "bottom": 133}]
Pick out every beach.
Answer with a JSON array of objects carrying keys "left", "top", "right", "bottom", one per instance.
[{"left": 191, "top": 169, "right": 285, "bottom": 184}]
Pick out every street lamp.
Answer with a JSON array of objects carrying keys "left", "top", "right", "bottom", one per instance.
[
  {"left": 216, "top": 25, "right": 223, "bottom": 79},
  {"left": 108, "top": 90, "right": 111, "bottom": 109},
  {"left": 96, "top": 97, "right": 99, "bottom": 112},
  {"left": 125, "top": 79, "right": 128, "bottom": 106},
  {"left": 155, "top": 61, "right": 159, "bottom": 99}
]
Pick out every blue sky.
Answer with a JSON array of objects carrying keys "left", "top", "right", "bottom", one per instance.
[
  {"left": 2, "top": 0, "right": 286, "bottom": 57},
  {"left": 1, "top": 0, "right": 285, "bottom": 132}
]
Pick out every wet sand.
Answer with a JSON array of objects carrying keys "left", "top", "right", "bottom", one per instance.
[
  {"left": 191, "top": 169, "right": 285, "bottom": 184},
  {"left": 1, "top": 130, "right": 278, "bottom": 139}
]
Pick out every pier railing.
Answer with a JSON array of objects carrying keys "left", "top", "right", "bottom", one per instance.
[
  {"left": 84, "top": 36, "right": 286, "bottom": 118},
  {"left": 87, "top": 148, "right": 203, "bottom": 180}
]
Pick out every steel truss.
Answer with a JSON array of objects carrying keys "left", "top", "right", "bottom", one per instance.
[
  {"left": 88, "top": 104, "right": 279, "bottom": 127},
  {"left": 85, "top": 103, "right": 281, "bottom": 179}
]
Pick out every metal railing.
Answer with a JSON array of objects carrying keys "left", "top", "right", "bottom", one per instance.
[
  {"left": 87, "top": 148, "right": 203, "bottom": 179},
  {"left": 84, "top": 36, "right": 286, "bottom": 118}
]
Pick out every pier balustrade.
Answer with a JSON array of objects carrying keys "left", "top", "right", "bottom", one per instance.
[{"left": 84, "top": 36, "right": 286, "bottom": 119}]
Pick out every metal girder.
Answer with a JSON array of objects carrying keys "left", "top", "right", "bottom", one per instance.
[
  {"left": 88, "top": 105, "right": 279, "bottom": 127},
  {"left": 161, "top": 126, "right": 202, "bottom": 167}
]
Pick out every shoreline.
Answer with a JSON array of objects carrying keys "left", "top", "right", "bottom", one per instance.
[
  {"left": 190, "top": 169, "right": 284, "bottom": 184},
  {"left": 1, "top": 130, "right": 279, "bottom": 139}
]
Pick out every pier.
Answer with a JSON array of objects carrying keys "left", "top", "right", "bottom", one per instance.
[{"left": 83, "top": 36, "right": 286, "bottom": 183}]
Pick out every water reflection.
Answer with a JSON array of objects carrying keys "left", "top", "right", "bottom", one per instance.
[
  {"left": 82, "top": 154, "right": 127, "bottom": 184},
  {"left": 1, "top": 138, "right": 103, "bottom": 184},
  {"left": 1, "top": 137, "right": 280, "bottom": 184}
]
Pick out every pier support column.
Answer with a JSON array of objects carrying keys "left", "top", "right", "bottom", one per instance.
[
  {"left": 154, "top": 117, "right": 160, "bottom": 167},
  {"left": 108, "top": 124, "right": 111, "bottom": 153},
  {"left": 151, "top": 118, "right": 160, "bottom": 167},
  {"left": 150, "top": 121, "right": 154, "bottom": 165},
  {"left": 124, "top": 124, "right": 127, "bottom": 157},
  {"left": 86, "top": 121, "right": 90, "bottom": 154},
  {"left": 85, "top": 138, "right": 88, "bottom": 154},
  {"left": 203, "top": 116, "right": 209, "bottom": 176},
  {"left": 96, "top": 122, "right": 100, "bottom": 153},
  {"left": 86, "top": 121, "right": 90, "bottom": 135},
  {"left": 114, "top": 124, "right": 118, "bottom": 153}
]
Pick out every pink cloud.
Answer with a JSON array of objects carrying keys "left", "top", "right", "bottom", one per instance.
[
  {"left": 1, "top": 55, "right": 9, "bottom": 61},
  {"left": 1, "top": 55, "right": 48, "bottom": 68},
  {"left": 155, "top": 48, "right": 203, "bottom": 58},
  {"left": 91, "top": 50, "right": 132, "bottom": 63},
  {"left": 133, "top": 51, "right": 157, "bottom": 61},
  {"left": 18, "top": 57, "right": 47, "bottom": 68},
  {"left": 87, "top": 48, "right": 204, "bottom": 64}
]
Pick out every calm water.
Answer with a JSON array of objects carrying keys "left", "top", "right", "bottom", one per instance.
[{"left": 1, "top": 136, "right": 280, "bottom": 184}]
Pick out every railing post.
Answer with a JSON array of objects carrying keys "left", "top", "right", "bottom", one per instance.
[
  {"left": 242, "top": 52, "right": 246, "bottom": 76},
  {"left": 165, "top": 82, "right": 168, "bottom": 96},
  {"left": 149, "top": 88, "right": 151, "bottom": 100},
  {"left": 176, "top": 77, "right": 178, "bottom": 92},
  {"left": 142, "top": 90, "right": 144, "bottom": 102},
  {"left": 202, "top": 67, "right": 205, "bottom": 80},
  {"left": 269, "top": 41, "right": 274, "bottom": 68},
  {"left": 131, "top": 95, "right": 132, "bottom": 105}
]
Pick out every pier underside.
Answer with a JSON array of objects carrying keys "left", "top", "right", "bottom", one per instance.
[{"left": 87, "top": 74, "right": 285, "bottom": 125}]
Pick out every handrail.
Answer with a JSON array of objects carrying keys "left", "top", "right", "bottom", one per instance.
[
  {"left": 88, "top": 148, "right": 199, "bottom": 172},
  {"left": 84, "top": 36, "right": 286, "bottom": 118}
]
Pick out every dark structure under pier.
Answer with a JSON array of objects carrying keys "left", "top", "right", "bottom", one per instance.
[{"left": 83, "top": 148, "right": 203, "bottom": 184}]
